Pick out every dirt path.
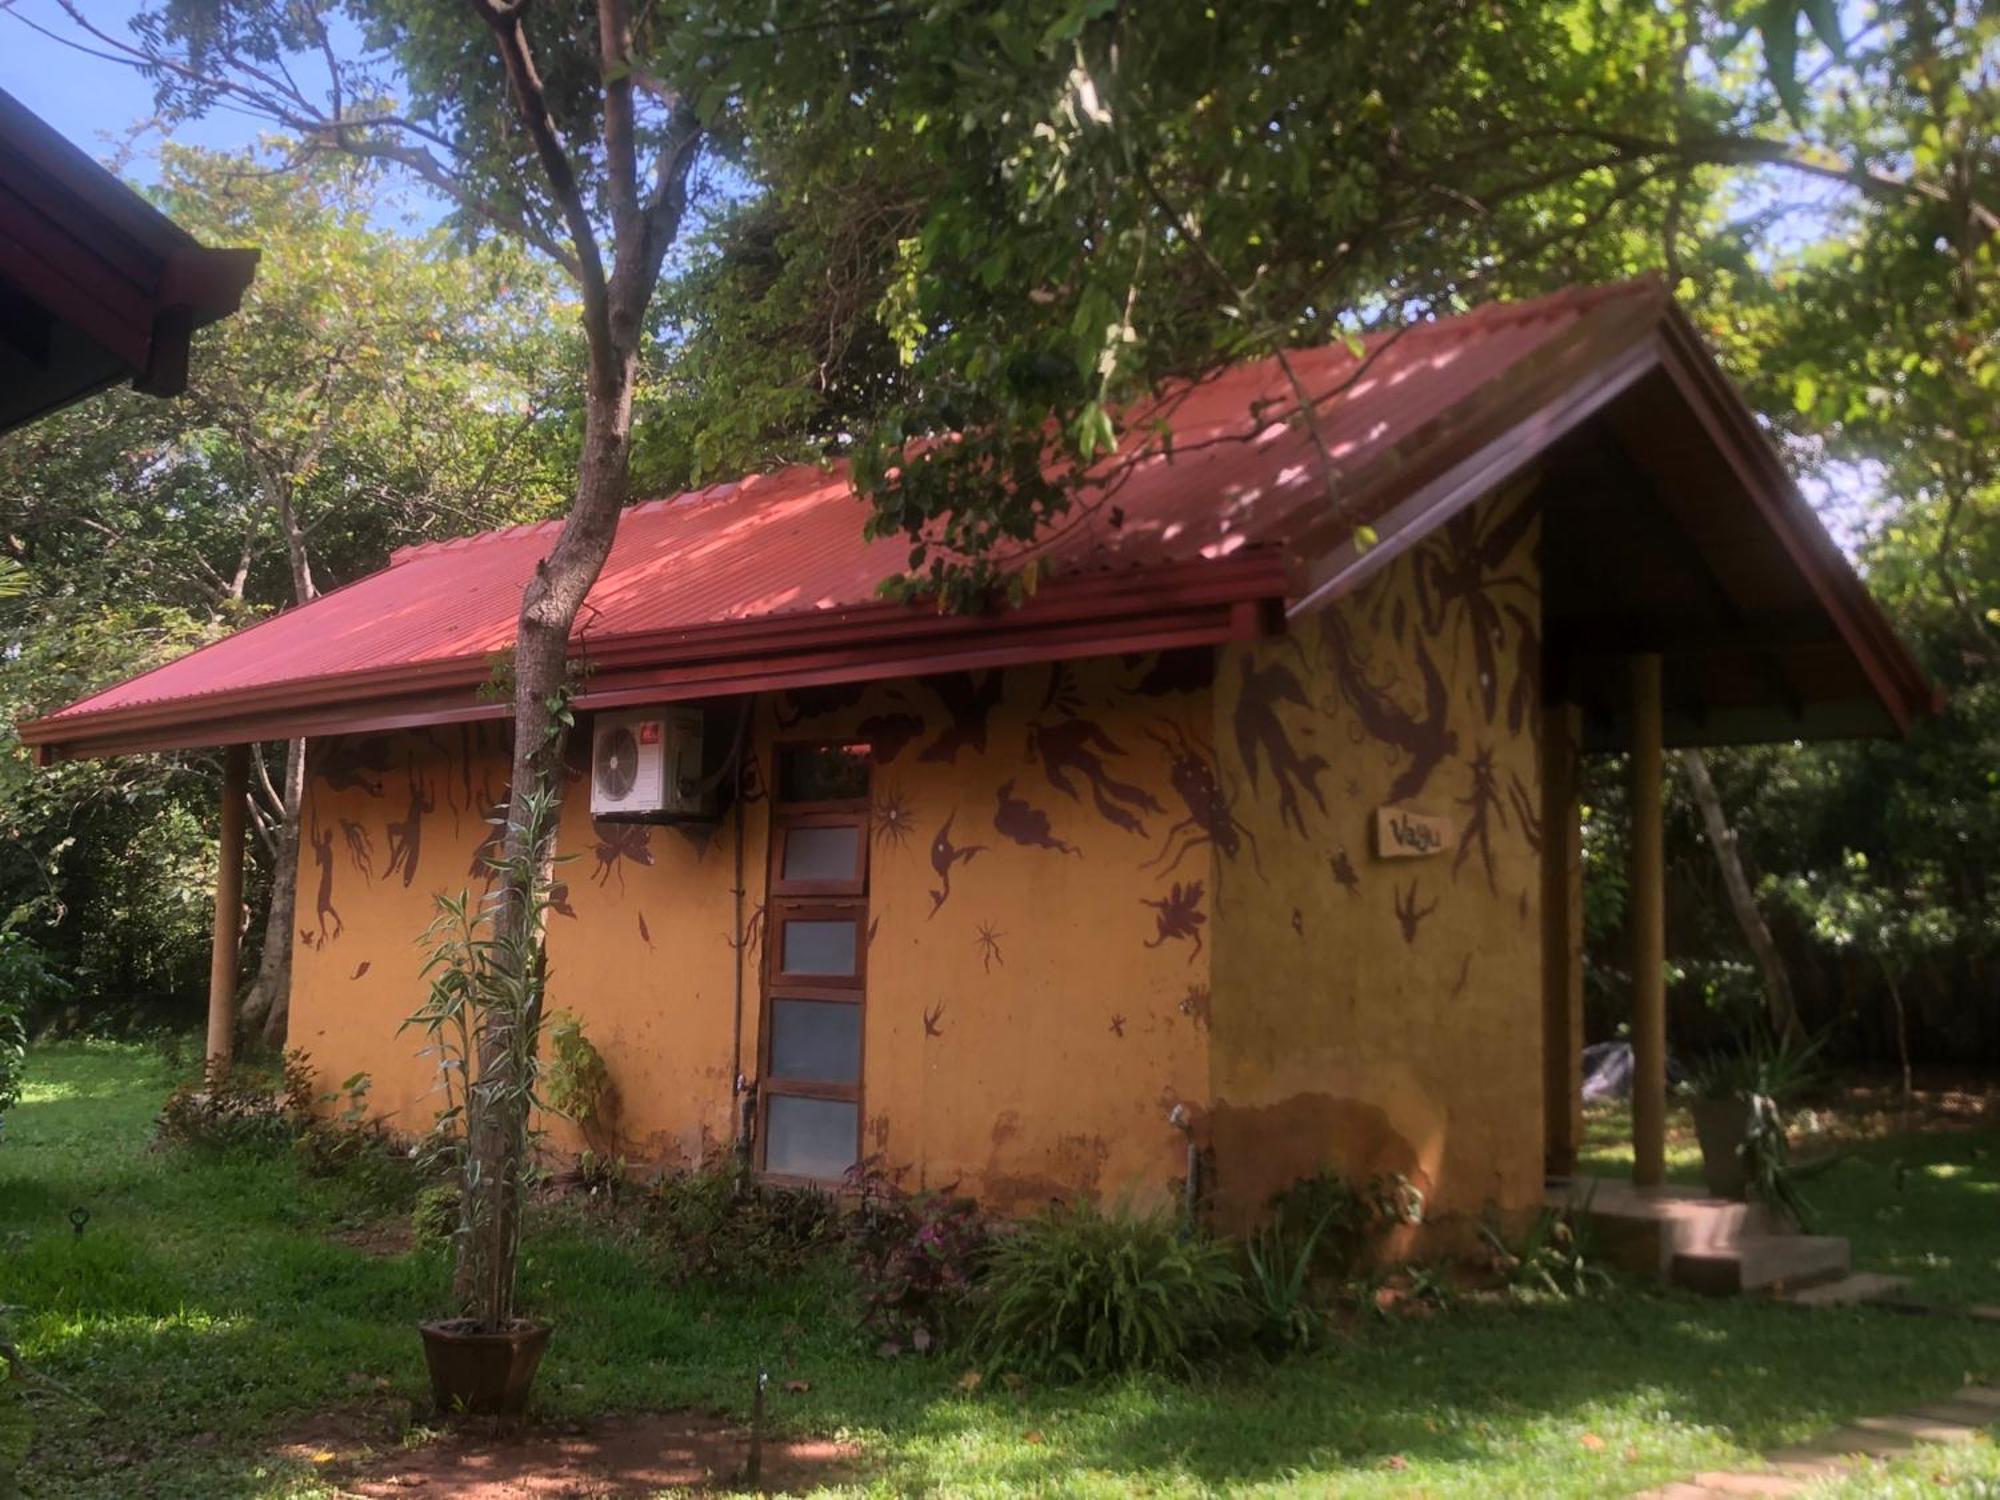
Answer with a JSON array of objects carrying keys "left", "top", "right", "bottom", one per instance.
[{"left": 282, "top": 1407, "right": 857, "bottom": 1497}]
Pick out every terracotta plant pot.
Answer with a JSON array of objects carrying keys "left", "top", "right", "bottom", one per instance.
[
  {"left": 1689, "top": 1097, "right": 1752, "bottom": 1200},
  {"left": 419, "top": 1318, "right": 551, "bottom": 1416}
]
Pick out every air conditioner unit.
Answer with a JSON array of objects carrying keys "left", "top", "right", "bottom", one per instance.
[{"left": 590, "top": 707, "right": 715, "bottom": 820}]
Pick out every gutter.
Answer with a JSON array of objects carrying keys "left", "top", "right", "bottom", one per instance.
[{"left": 21, "top": 553, "right": 1289, "bottom": 760}]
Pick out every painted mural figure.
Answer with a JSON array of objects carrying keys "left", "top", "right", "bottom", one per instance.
[
  {"left": 917, "top": 671, "right": 1006, "bottom": 763},
  {"left": 1124, "top": 648, "right": 1215, "bottom": 697},
  {"left": 1144, "top": 720, "right": 1260, "bottom": 876},
  {"left": 775, "top": 681, "right": 868, "bottom": 729},
  {"left": 927, "top": 812, "right": 986, "bottom": 916},
  {"left": 857, "top": 710, "right": 926, "bottom": 765},
  {"left": 1393, "top": 878, "right": 1437, "bottom": 944},
  {"left": 992, "top": 778, "right": 1079, "bottom": 856},
  {"left": 1453, "top": 743, "right": 1508, "bottom": 894},
  {"left": 872, "top": 785, "right": 918, "bottom": 850},
  {"left": 1231, "top": 655, "right": 1329, "bottom": 837},
  {"left": 590, "top": 819, "right": 656, "bottom": 890},
  {"left": 338, "top": 817, "right": 375, "bottom": 879},
  {"left": 1413, "top": 489, "right": 1538, "bottom": 725},
  {"left": 1025, "top": 717, "right": 1165, "bottom": 837},
  {"left": 1321, "top": 611, "right": 1457, "bottom": 804},
  {"left": 313, "top": 735, "right": 394, "bottom": 798},
  {"left": 382, "top": 761, "right": 435, "bottom": 889},
  {"left": 1142, "top": 880, "right": 1207, "bottom": 961},
  {"left": 310, "top": 821, "right": 343, "bottom": 943}
]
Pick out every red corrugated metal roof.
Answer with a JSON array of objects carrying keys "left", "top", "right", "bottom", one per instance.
[
  {"left": 23, "top": 277, "right": 1934, "bottom": 759},
  {"left": 30, "top": 280, "right": 1641, "bottom": 747}
]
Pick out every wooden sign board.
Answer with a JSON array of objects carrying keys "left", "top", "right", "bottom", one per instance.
[{"left": 1374, "top": 805, "right": 1456, "bottom": 860}]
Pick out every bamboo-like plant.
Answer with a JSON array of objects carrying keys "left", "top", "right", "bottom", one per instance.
[{"left": 405, "top": 780, "right": 569, "bottom": 1334}]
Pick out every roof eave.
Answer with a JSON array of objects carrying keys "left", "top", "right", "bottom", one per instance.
[{"left": 20, "top": 552, "right": 1291, "bottom": 759}]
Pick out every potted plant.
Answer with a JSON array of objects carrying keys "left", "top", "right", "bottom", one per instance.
[
  {"left": 404, "top": 781, "right": 568, "bottom": 1415},
  {"left": 1678, "top": 1029, "right": 1822, "bottom": 1218}
]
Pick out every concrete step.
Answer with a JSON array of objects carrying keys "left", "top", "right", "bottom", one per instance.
[
  {"left": 1671, "top": 1233, "right": 1851, "bottom": 1296},
  {"left": 1779, "top": 1271, "right": 1911, "bottom": 1308},
  {"left": 1547, "top": 1176, "right": 1787, "bottom": 1270}
]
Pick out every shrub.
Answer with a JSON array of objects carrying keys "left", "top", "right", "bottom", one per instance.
[
  {"left": 846, "top": 1158, "right": 986, "bottom": 1354},
  {"left": 543, "top": 1010, "right": 614, "bottom": 1139},
  {"left": 0, "top": 928, "right": 65, "bottom": 1121},
  {"left": 154, "top": 1052, "right": 418, "bottom": 1206},
  {"left": 1480, "top": 1205, "right": 1613, "bottom": 1300},
  {"left": 970, "top": 1202, "right": 1243, "bottom": 1380},
  {"left": 413, "top": 1182, "right": 462, "bottom": 1246},
  {"left": 1243, "top": 1210, "right": 1336, "bottom": 1354},
  {"left": 647, "top": 1149, "right": 840, "bottom": 1288},
  {"left": 154, "top": 1061, "right": 297, "bottom": 1154}
]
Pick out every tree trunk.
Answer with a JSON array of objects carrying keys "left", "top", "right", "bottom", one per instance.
[
  {"left": 235, "top": 460, "right": 320, "bottom": 1052},
  {"left": 453, "top": 340, "right": 639, "bottom": 1329},
  {"left": 1681, "top": 749, "right": 1801, "bottom": 1042},
  {"left": 237, "top": 738, "right": 306, "bottom": 1048},
  {"left": 1881, "top": 961, "right": 1914, "bottom": 1111}
]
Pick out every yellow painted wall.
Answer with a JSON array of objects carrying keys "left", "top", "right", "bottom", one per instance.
[
  {"left": 1206, "top": 485, "right": 1545, "bottom": 1246},
  {"left": 290, "top": 655, "right": 1217, "bottom": 1213},
  {"left": 291, "top": 490, "right": 1546, "bottom": 1239}
]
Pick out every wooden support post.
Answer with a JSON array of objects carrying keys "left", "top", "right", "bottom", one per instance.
[
  {"left": 1540, "top": 699, "right": 1584, "bottom": 1178},
  {"left": 205, "top": 744, "right": 249, "bottom": 1079},
  {"left": 1628, "top": 655, "right": 1667, "bottom": 1188}
]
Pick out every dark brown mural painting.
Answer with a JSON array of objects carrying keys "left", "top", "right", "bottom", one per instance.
[
  {"left": 1452, "top": 743, "right": 1508, "bottom": 895},
  {"left": 857, "top": 710, "right": 926, "bottom": 765},
  {"left": 775, "top": 680, "right": 869, "bottom": 729},
  {"left": 1231, "top": 654, "right": 1329, "bottom": 836},
  {"left": 916, "top": 671, "right": 1006, "bottom": 763},
  {"left": 974, "top": 920, "right": 1004, "bottom": 972},
  {"left": 1413, "top": 486, "right": 1539, "bottom": 726},
  {"left": 992, "top": 777, "right": 1079, "bottom": 856},
  {"left": 339, "top": 818, "right": 375, "bottom": 880},
  {"left": 1124, "top": 647, "right": 1215, "bottom": 698},
  {"left": 926, "top": 811, "right": 986, "bottom": 916},
  {"left": 1320, "top": 611, "right": 1456, "bottom": 805},
  {"left": 1142, "top": 879, "right": 1207, "bottom": 961},
  {"left": 307, "top": 818, "right": 342, "bottom": 946},
  {"left": 1025, "top": 715, "right": 1164, "bottom": 837},
  {"left": 1145, "top": 719, "right": 1259, "bottom": 876},
  {"left": 591, "top": 820, "right": 655, "bottom": 891},
  {"left": 314, "top": 734, "right": 395, "bottom": 797},
  {"left": 872, "top": 784, "right": 918, "bottom": 851},
  {"left": 1393, "top": 878, "right": 1437, "bottom": 944},
  {"left": 382, "top": 760, "right": 435, "bottom": 889}
]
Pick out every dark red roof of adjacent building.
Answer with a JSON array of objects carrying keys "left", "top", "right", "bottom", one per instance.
[
  {"left": 20, "top": 279, "right": 1937, "bottom": 759},
  {"left": 0, "top": 87, "right": 257, "bottom": 434}
]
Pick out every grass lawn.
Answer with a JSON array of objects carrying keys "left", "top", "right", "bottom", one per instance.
[{"left": 0, "top": 1043, "right": 1995, "bottom": 1498}]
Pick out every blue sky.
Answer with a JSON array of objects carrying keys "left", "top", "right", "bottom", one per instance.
[{"left": 0, "top": 1, "right": 270, "bottom": 178}]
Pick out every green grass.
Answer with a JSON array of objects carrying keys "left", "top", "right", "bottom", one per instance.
[
  {"left": 2, "top": 1043, "right": 1997, "bottom": 1498},
  {"left": 1580, "top": 1099, "right": 2000, "bottom": 1307}
]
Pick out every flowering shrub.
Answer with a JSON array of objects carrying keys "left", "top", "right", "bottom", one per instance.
[{"left": 845, "top": 1157, "right": 987, "bottom": 1355}]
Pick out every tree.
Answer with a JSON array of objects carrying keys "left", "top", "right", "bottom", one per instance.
[
  {"left": 48, "top": 0, "right": 706, "bottom": 1333},
  {"left": 143, "top": 147, "right": 574, "bottom": 1047},
  {"left": 1681, "top": 749, "right": 1801, "bottom": 1043},
  {"left": 0, "top": 146, "right": 570, "bottom": 1056}
]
